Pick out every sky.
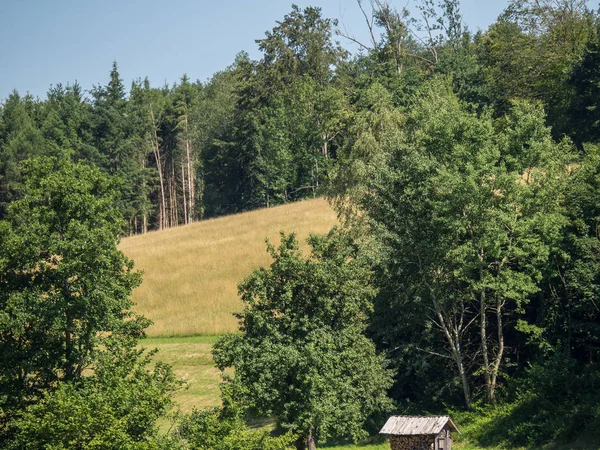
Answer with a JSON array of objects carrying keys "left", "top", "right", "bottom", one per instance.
[{"left": 0, "top": 0, "right": 510, "bottom": 100}]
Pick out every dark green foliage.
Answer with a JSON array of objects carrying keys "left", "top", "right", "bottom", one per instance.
[
  {"left": 454, "top": 355, "right": 600, "bottom": 448},
  {"left": 213, "top": 231, "right": 393, "bottom": 449},
  {"left": 568, "top": 25, "right": 600, "bottom": 145},
  {"left": 177, "top": 408, "right": 292, "bottom": 450},
  {"left": 334, "top": 76, "right": 587, "bottom": 418},
  {"left": 0, "top": 91, "right": 50, "bottom": 216},
  {"left": 0, "top": 158, "right": 143, "bottom": 430},
  {"left": 4, "top": 2, "right": 600, "bottom": 447},
  {"left": 549, "top": 145, "right": 600, "bottom": 360},
  {"left": 7, "top": 336, "right": 179, "bottom": 450},
  {"left": 480, "top": 0, "right": 595, "bottom": 132},
  {"left": 204, "top": 5, "right": 348, "bottom": 215},
  {"left": 90, "top": 61, "right": 131, "bottom": 173}
]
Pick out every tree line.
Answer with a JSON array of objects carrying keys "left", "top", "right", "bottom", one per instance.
[
  {"left": 1, "top": 2, "right": 597, "bottom": 235},
  {"left": 3, "top": 0, "right": 600, "bottom": 448}
]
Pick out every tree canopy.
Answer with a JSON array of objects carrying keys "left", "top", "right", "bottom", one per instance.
[
  {"left": 4, "top": 1, "right": 600, "bottom": 447},
  {"left": 0, "top": 158, "right": 178, "bottom": 447},
  {"left": 213, "top": 231, "right": 392, "bottom": 450}
]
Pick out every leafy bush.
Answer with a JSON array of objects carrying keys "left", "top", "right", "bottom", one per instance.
[
  {"left": 453, "top": 354, "right": 600, "bottom": 448},
  {"left": 6, "top": 337, "right": 180, "bottom": 450},
  {"left": 175, "top": 407, "right": 293, "bottom": 450}
]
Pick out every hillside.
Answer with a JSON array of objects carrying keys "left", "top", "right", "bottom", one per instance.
[{"left": 120, "top": 198, "right": 338, "bottom": 336}]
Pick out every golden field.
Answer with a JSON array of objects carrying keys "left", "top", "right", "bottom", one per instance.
[{"left": 120, "top": 198, "right": 338, "bottom": 336}]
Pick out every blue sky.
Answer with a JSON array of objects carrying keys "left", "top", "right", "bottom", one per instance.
[{"left": 0, "top": 1, "right": 509, "bottom": 100}]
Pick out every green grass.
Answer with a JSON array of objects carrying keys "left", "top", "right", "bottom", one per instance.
[
  {"left": 142, "top": 335, "right": 596, "bottom": 449},
  {"left": 322, "top": 443, "right": 389, "bottom": 450},
  {"left": 320, "top": 438, "right": 509, "bottom": 450},
  {"left": 141, "top": 335, "right": 223, "bottom": 413},
  {"left": 140, "top": 335, "right": 497, "bottom": 449},
  {"left": 319, "top": 439, "right": 491, "bottom": 449}
]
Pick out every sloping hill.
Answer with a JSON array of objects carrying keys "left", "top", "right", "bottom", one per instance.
[{"left": 120, "top": 198, "right": 338, "bottom": 336}]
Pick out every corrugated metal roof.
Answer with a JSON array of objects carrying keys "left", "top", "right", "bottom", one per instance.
[{"left": 379, "top": 415, "right": 461, "bottom": 436}]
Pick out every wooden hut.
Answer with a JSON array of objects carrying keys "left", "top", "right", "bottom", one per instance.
[{"left": 379, "top": 415, "right": 461, "bottom": 450}]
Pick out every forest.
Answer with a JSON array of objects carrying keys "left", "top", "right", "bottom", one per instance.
[{"left": 2, "top": 0, "right": 600, "bottom": 448}]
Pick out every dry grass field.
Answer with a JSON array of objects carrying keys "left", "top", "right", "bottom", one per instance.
[{"left": 120, "top": 198, "right": 338, "bottom": 336}]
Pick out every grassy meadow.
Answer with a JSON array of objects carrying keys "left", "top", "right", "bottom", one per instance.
[
  {"left": 120, "top": 198, "right": 338, "bottom": 336},
  {"left": 141, "top": 333, "right": 588, "bottom": 449},
  {"left": 142, "top": 335, "right": 222, "bottom": 412}
]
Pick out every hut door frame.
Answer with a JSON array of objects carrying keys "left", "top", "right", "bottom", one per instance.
[
  {"left": 436, "top": 430, "right": 450, "bottom": 450},
  {"left": 436, "top": 436, "right": 445, "bottom": 450}
]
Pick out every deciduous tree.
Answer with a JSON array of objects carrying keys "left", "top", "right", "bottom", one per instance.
[
  {"left": 0, "top": 157, "right": 144, "bottom": 430},
  {"left": 213, "top": 231, "right": 392, "bottom": 450}
]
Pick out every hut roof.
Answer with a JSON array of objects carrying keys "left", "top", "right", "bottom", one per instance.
[{"left": 379, "top": 415, "right": 461, "bottom": 436}]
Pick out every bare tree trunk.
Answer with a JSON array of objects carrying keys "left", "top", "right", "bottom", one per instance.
[
  {"left": 315, "top": 158, "right": 319, "bottom": 190},
  {"left": 480, "top": 249, "right": 505, "bottom": 404},
  {"left": 480, "top": 285, "right": 492, "bottom": 402},
  {"left": 307, "top": 429, "right": 316, "bottom": 450},
  {"left": 186, "top": 130, "right": 194, "bottom": 224},
  {"left": 197, "top": 171, "right": 204, "bottom": 220},
  {"left": 295, "top": 429, "right": 317, "bottom": 450},
  {"left": 489, "top": 300, "right": 505, "bottom": 404},
  {"left": 158, "top": 202, "right": 163, "bottom": 231},
  {"left": 167, "top": 164, "right": 172, "bottom": 228},
  {"left": 169, "top": 164, "right": 177, "bottom": 227},
  {"left": 150, "top": 110, "right": 166, "bottom": 231},
  {"left": 153, "top": 140, "right": 166, "bottom": 230},
  {"left": 442, "top": 312, "right": 471, "bottom": 410},
  {"left": 433, "top": 295, "right": 471, "bottom": 410},
  {"left": 181, "top": 162, "right": 188, "bottom": 225}
]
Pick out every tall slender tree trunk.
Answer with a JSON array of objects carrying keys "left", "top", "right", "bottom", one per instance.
[
  {"left": 169, "top": 164, "right": 177, "bottom": 227},
  {"left": 432, "top": 291, "right": 471, "bottom": 409},
  {"left": 166, "top": 166, "right": 171, "bottom": 228},
  {"left": 185, "top": 130, "right": 194, "bottom": 224},
  {"left": 150, "top": 110, "right": 166, "bottom": 230},
  {"left": 266, "top": 176, "right": 270, "bottom": 208},
  {"left": 181, "top": 162, "right": 188, "bottom": 224},
  {"left": 295, "top": 429, "right": 317, "bottom": 450},
  {"left": 480, "top": 285, "right": 492, "bottom": 402},
  {"left": 166, "top": 165, "right": 171, "bottom": 228},
  {"left": 197, "top": 170, "right": 204, "bottom": 219},
  {"left": 154, "top": 139, "right": 166, "bottom": 230},
  {"left": 65, "top": 319, "right": 73, "bottom": 380},
  {"left": 307, "top": 429, "right": 316, "bottom": 450},
  {"left": 489, "top": 300, "right": 505, "bottom": 404},
  {"left": 480, "top": 297, "right": 505, "bottom": 404},
  {"left": 480, "top": 258, "right": 505, "bottom": 404}
]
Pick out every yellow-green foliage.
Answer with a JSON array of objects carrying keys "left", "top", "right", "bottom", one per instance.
[{"left": 120, "top": 198, "right": 338, "bottom": 336}]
